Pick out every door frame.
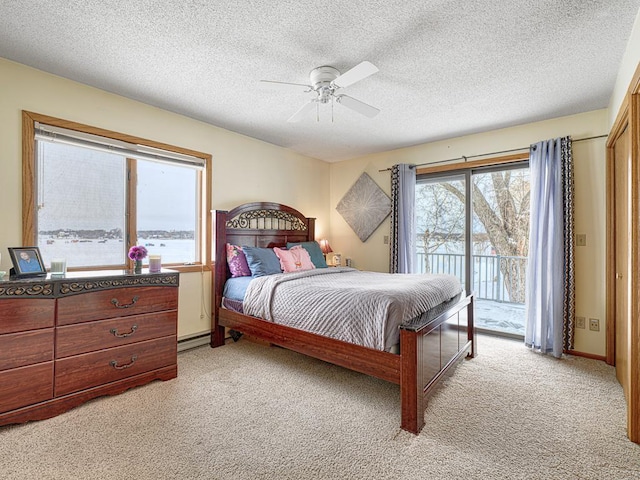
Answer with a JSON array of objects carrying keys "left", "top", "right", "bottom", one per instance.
[
  {"left": 416, "top": 156, "right": 530, "bottom": 337},
  {"left": 606, "top": 61, "right": 640, "bottom": 443}
]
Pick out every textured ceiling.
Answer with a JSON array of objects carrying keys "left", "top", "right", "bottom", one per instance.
[{"left": 1, "top": 1, "right": 639, "bottom": 162}]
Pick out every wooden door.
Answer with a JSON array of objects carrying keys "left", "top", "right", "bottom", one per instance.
[
  {"left": 607, "top": 67, "right": 640, "bottom": 443},
  {"left": 613, "top": 125, "right": 631, "bottom": 398}
]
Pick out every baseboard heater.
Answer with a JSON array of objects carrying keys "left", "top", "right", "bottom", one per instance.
[{"left": 177, "top": 332, "right": 211, "bottom": 352}]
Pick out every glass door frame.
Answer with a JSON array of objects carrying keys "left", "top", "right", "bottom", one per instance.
[{"left": 416, "top": 157, "right": 530, "bottom": 337}]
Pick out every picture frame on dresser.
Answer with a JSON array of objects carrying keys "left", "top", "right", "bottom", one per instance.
[{"left": 8, "top": 246, "right": 46, "bottom": 278}]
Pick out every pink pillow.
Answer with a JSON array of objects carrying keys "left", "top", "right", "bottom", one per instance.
[
  {"left": 226, "top": 244, "right": 251, "bottom": 277},
  {"left": 273, "top": 245, "right": 316, "bottom": 273}
]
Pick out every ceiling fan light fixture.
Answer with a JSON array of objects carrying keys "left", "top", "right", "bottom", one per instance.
[
  {"left": 264, "top": 61, "right": 380, "bottom": 122},
  {"left": 309, "top": 66, "right": 340, "bottom": 89}
]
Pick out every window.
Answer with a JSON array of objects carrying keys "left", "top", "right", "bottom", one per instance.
[
  {"left": 136, "top": 160, "right": 199, "bottom": 265},
  {"left": 23, "top": 112, "right": 211, "bottom": 272}
]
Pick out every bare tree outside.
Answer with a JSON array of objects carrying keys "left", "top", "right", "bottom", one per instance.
[
  {"left": 416, "top": 167, "right": 530, "bottom": 303},
  {"left": 415, "top": 177, "right": 466, "bottom": 273}
]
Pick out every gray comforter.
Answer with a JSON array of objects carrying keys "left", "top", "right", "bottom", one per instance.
[{"left": 243, "top": 267, "right": 462, "bottom": 351}]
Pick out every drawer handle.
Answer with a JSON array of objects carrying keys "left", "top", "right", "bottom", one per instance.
[
  {"left": 110, "top": 355, "right": 138, "bottom": 370},
  {"left": 110, "top": 324, "right": 138, "bottom": 338},
  {"left": 111, "top": 295, "right": 140, "bottom": 309}
]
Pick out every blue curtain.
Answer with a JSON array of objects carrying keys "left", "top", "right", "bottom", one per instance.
[
  {"left": 390, "top": 164, "right": 416, "bottom": 273},
  {"left": 525, "top": 137, "right": 575, "bottom": 357}
]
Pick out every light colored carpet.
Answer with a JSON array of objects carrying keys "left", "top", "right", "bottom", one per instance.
[{"left": 1, "top": 335, "right": 639, "bottom": 479}]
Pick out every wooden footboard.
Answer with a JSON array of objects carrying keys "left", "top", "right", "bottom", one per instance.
[{"left": 400, "top": 294, "right": 475, "bottom": 434}]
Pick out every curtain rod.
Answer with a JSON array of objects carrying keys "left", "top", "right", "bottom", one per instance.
[{"left": 377, "top": 134, "right": 608, "bottom": 172}]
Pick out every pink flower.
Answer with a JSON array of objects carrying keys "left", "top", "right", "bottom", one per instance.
[{"left": 128, "top": 245, "right": 148, "bottom": 261}]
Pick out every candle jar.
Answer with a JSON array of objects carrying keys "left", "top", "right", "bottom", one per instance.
[
  {"left": 50, "top": 258, "right": 66, "bottom": 276},
  {"left": 149, "top": 255, "right": 162, "bottom": 273}
]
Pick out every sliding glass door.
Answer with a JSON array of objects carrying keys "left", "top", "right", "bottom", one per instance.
[
  {"left": 416, "top": 162, "right": 530, "bottom": 337},
  {"left": 415, "top": 173, "right": 469, "bottom": 289}
]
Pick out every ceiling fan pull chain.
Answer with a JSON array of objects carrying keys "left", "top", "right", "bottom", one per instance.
[{"left": 332, "top": 96, "right": 334, "bottom": 123}]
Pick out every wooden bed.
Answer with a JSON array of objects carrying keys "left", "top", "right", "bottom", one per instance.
[{"left": 211, "top": 202, "right": 476, "bottom": 434}]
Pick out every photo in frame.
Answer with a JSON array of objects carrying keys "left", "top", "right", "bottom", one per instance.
[{"left": 8, "top": 246, "right": 47, "bottom": 277}]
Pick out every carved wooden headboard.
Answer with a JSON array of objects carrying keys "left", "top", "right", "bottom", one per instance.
[{"left": 211, "top": 202, "right": 316, "bottom": 345}]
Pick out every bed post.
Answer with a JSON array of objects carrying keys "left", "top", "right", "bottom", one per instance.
[
  {"left": 211, "top": 210, "right": 228, "bottom": 348},
  {"left": 400, "top": 329, "right": 423, "bottom": 434},
  {"left": 307, "top": 218, "right": 316, "bottom": 242}
]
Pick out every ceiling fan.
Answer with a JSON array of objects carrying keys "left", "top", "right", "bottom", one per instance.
[{"left": 260, "top": 61, "right": 380, "bottom": 122}]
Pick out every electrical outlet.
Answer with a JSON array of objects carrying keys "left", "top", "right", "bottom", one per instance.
[
  {"left": 589, "top": 318, "right": 600, "bottom": 332},
  {"left": 383, "top": 235, "right": 389, "bottom": 244},
  {"left": 575, "top": 234, "right": 587, "bottom": 247},
  {"left": 576, "top": 316, "right": 585, "bottom": 329}
]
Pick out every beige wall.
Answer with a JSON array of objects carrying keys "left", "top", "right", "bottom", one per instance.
[
  {"left": 328, "top": 110, "right": 609, "bottom": 356},
  {"left": 0, "top": 56, "right": 617, "bottom": 356},
  {"left": 0, "top": 58, "right": 330, "bottom": 340}
]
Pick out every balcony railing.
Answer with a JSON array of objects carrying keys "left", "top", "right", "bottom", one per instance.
[{"left": 418, "top": 252, "right": 527, "bottom": 304}]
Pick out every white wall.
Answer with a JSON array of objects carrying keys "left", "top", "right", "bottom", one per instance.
[
  {"left": 328, "top": 110, "right": 609, "bottom": 356},
  {"left": 0, "top": 58, "right": 330, "bottom": 340}
]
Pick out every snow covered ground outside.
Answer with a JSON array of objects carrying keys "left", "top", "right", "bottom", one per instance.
[{"left": 475, "top": 298, "right": 525, "bottom": 336}]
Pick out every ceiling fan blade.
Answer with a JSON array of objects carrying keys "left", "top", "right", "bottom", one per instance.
[
  {"left": 287, "top": 100, "right": 317, "bottom": 122},
  {"left": 332, "top": 61, "right": 379, "bottom": 89},
  {"left": 259, "top": 80, "right": 310, "bottom": 91},
  {"left": 335, "top": 94, "right": 380, "bottom": 118}
]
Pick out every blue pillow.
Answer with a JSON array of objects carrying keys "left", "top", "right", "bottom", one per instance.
[
  {"left": 286, "top": 241, "right": 328, "bottom": 268},
  {"left": 242, "top": 246, "right": 282, "bottom": 277}
]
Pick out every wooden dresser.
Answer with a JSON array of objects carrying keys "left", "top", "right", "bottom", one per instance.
[{"left": 0, "top": 270, "right": 179, "bottom": 426}]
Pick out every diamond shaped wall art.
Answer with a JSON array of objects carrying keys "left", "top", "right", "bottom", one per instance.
[{"left": 336, "top": 172, "right": 391, "bottom": 242}]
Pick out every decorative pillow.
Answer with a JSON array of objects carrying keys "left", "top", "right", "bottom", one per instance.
[
  {"left": 273, "top": 246, "right": 316, "bottom": 273},
  {"left": 226, "top": 244, "right": 251, "bottom": 277},
  {"left": 242, "top": 246, "right": 282, "bottom": 277},
  {"left": 286, "top": 241, "right": 328, "bottom": 268}
]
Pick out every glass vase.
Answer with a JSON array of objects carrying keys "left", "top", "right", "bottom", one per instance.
[{"left": 134, "top": 260, "right": 142, "bottom": 274}]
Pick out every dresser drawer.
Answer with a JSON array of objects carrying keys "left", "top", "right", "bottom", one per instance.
[
  {"left": 0, "top": 298, "right": 55, "bottom": 334},
  {"left": 0, "top": 329, "right": 54, "bottom": 371},
  {"left": 57, "top": 286, "right": 178, "bottom": 325},
  {"left": 0, "top": 362, "right": 54, "bottom": 414},
  {"left": 56, "top": 311, "right": 177, "bottom": 358},
  {"left": 54, "top": 335, "right": 177, "bottom": 396}
]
